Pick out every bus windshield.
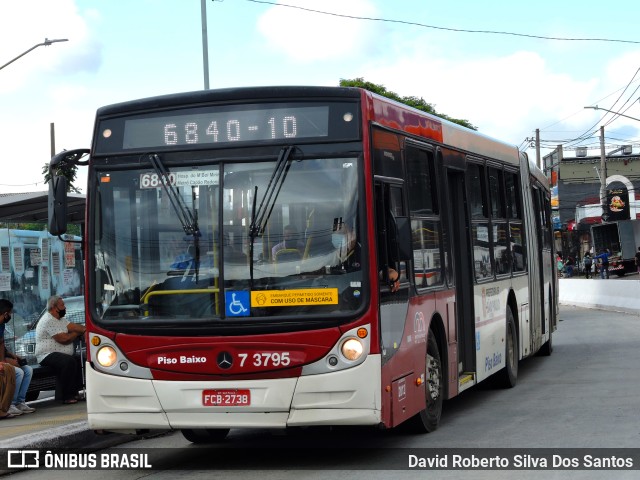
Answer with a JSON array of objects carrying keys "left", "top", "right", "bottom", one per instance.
[{"left": 91, "top": 155, "right": 363, "bottom": 326}]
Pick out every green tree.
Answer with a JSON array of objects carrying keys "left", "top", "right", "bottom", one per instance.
[
  {"left": 0, "top": 222, "right": 80, "bottom": 235},
  {"left": 41, "top": 159, "right": 81, "bottom": 193},
  {"left": 0, "top": 223, "right": 45, "bottom": 231},
  {"left": 339, "top": 78, "right": 477, "bottom": 131}
]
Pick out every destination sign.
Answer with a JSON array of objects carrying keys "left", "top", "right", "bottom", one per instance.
[
  {"left": 121, "top": 106, "right": 329, "bottom": 149},
  {"left": 93, "top": 100, "right": 360, "bottom": 154}
]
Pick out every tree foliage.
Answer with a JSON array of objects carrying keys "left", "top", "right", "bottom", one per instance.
[
  {"left": 339, "top": 78, "right": 477, "bottom": 131},
  {"left": 0, "top": 222, "right": 80, "bottom": 235},
  {"left": 41, "top": 160, "right": 81, "bottom": 194}
]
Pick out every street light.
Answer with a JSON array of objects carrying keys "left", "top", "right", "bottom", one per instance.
[
  {"left": 201, "top": 0, "right": 210, "bottom": 89},
  {"left": 0, "top": 38, "right": 68, "bottom": 71},
  {"left": 584, "top": 105, "right": 640, "bottom": 123}
]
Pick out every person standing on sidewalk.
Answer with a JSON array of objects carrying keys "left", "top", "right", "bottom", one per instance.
[
  {"left": 34, "top": 296, "right": 85, "bottom": 404},
  {"left": 595, "top": 249, "right": 610, "bottom": 279},
  {"left": 583, "top": 252, "right": 593, "bottom": 279},
  {"left": 0, "top": 299, "right": 35, "bottom": 416}
]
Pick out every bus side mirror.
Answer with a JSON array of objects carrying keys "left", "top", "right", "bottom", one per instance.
[{"left": 48, "top": 175, "right": 68, "bottom": 236}]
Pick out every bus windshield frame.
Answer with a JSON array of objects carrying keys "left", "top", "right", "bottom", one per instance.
[{"left": 89, "top": 123, "right": 366, "bottom": 333}]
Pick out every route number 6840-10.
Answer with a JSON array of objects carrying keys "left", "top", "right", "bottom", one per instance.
[{"left": 238, "top": 352, "right": 291, "bottom": 368}]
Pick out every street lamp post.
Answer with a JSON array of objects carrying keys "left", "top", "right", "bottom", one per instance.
[
  {"left": 201, "top": 0, "right": 210, "bottom": 89},
  {"left": 0, "top": 38, "right": 68, "bottom": 71},
  {"left": 584, "top": 105, "right": 640, "bottom": 123}
]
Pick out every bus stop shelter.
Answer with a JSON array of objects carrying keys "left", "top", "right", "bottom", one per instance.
[{"left": 0, "top": 192, "right": 85, "bottom": 224}]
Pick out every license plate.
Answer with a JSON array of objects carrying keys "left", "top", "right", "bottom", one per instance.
[{"left": 202, "top": 389, "right": 251, "bottom": 406}]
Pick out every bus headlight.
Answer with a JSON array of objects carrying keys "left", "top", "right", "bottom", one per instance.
[
  {"left": 96, "top": 346, "right": 117, "bottom": 368},
  {"left": 341, "top": 338, "right": 364, "bottom": 361}
]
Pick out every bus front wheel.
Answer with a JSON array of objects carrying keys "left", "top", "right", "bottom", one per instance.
[
  {"left": 405, "top": 332, "right": 443, "bottom": 433},
  {"left": 182, "top": 428, "right": 230, "bottom": 443}
]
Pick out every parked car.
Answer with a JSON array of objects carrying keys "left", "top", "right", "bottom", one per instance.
[{"left": 6, "top": 296, "right": 86, "bottom": 401}]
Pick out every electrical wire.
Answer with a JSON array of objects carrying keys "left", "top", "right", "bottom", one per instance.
[
  {"left": 601, "top": 68, "right": 640, "bottom": 128},
  {"left": 0, "top": 181, "right": 46, "bottom": 187},
  {"left": 246, "top": 0, "right": 640, "bottom": 44}
]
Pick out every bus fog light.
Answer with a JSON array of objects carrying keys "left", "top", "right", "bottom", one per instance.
[
  {"left": 97, "top": 346, "right": 117, "bottom": 367},
  {"left": 341, "top": 338, "right": 363, "bottom": 361}
]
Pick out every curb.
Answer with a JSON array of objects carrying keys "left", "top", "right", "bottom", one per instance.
[
  {"left": 559, "top": 278, "right": 640, "bottom": 315},
  {"left": 0, "top": 420, "right": 135, "bottom": 450}
]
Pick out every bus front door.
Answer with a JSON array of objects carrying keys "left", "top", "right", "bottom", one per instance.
[{"left": 446, "top": 169, "right": 476, "bottom": 384}]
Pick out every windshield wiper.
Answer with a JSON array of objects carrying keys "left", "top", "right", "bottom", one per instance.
[
  {"left": 148, "top": 153, "right": 201, "bottom": 281},
  {"left": 149, "top": 154, "right": 199, "bottom": 237},
  {"left": 248, "top": 146, "right": 296, "bottom": 285},
  {"left": 249, "top": 146, "right": 295, "bottom": 239}
]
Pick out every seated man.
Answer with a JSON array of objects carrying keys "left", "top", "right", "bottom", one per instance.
[{"left": 35, "top": 296, "right": 86, "bottom": 404}]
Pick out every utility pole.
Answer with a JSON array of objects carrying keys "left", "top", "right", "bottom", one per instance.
[
  {"left": 556, "top": 143, "right": 563, "bottom": 168},
  {"left": 50, "top": 123, "right": 56, "bottom": 157},
  {"left": 535, "top": 128, "right": 541, "bottom": 169},
  {"left": 201, "top": 0, "right": 210, "bottom": 90},
  {"left": 599, "top": 125, "right": 608, "bottom": 222}
]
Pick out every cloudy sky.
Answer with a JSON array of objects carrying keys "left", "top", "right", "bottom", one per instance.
[{"left": 1, "top": 0, "right": 639, "bottom": 193}]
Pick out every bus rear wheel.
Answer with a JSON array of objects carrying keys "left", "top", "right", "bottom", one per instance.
[
  {"left": 405, "top": 332, "right": 443, "bottom": 433},
  {"left": 182, "top": 428, "right": 230, "bottom": 443}
]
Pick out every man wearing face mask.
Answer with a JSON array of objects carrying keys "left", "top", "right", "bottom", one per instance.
[
  {"left": 332, "top": 222, "right": 357, "bottom": 263},
  {"left": 0, "top": 299, "right": 33, "bottom": 416},
  {"left": 34, "top": 296, "right": 86, "bottom": 404}
]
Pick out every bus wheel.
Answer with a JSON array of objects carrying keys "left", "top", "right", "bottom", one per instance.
[
  {"left": 497, "top": 306, "right": 518, "bottom": 388},
  {"left": 405, "top": 333, "right": 443, "bottom": 433},
  {"left": 181, "top": 428, "right": 230, "bottom": 443}
]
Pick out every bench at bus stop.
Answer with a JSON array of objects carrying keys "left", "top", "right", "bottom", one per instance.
[{"left": 25, "top": 346, "right": 86, "bottom": 402}]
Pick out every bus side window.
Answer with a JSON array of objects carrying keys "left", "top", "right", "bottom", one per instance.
[
  {"left": 467, "top": 163, "right": 492, "bottom": 279},
  {"left": 406, "top": 145, "right": 443, "bottom": 288}
]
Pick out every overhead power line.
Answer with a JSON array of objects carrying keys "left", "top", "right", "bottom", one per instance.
[{"left": 246, "top": 0, "right": 640, "bottom": 44}]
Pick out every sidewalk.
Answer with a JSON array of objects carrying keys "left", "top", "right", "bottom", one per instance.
[{"left": 0, "top": 394, "right": 133, "bottom": 450}]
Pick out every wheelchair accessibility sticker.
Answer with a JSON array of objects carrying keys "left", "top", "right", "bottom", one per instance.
[{"left": 226, "top": 291, "right": 250, "bottom": 317}]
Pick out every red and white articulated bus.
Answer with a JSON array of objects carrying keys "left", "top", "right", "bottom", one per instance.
[{"left": 48, "top": 86, "right": 556, "bottom": 442}]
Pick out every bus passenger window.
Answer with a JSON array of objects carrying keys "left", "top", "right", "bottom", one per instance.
[{"left": 412, "top": 219, "right": 442, "bottom": 287}]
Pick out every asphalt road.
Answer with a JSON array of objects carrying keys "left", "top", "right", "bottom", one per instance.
[{"left": 9, "top": 305, "right": 640, "bottom": 480}]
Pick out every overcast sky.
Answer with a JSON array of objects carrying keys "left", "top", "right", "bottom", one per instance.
[{"left": 1, "top": 0, "right": 639, "bottom": 193}]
